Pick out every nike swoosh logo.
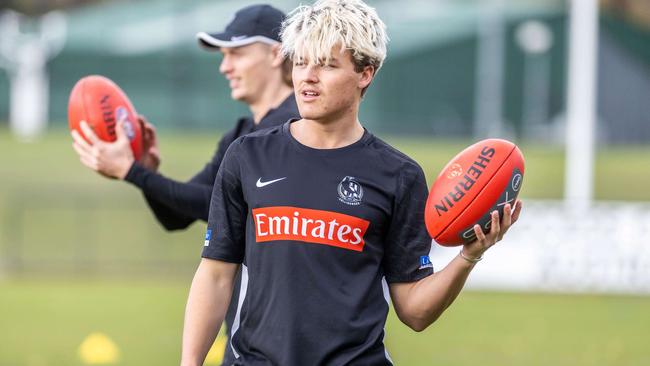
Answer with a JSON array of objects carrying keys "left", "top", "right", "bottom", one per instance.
[{"left": 256, "top": 177, "right": 286, "bottom": 188}]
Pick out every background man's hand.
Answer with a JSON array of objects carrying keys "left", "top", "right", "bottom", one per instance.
[
  {"left": 71, "top": 119, "right": 134, "bottom": 179},
  {"left": 138, "top": 115, "right": 161, "bottom": 172}
]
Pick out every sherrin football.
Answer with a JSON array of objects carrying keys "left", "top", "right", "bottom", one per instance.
[
  {"left": 424, "top": 139, "right": 524, "bottom": 246},
  {"left": 68, "top": 75, "right": 143, "bottom": 160}
]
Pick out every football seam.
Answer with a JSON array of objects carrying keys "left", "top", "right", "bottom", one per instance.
[{"left": 435, "top": 144, "right": 517, "bottom": 243}]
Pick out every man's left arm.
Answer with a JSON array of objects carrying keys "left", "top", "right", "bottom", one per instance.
[{"left": 389, "top": 201, "right": 522, "bottom": 332}]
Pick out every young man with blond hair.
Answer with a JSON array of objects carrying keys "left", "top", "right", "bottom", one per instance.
[{"left": 182, "top": 1, "right": 521, "bottom": 365}]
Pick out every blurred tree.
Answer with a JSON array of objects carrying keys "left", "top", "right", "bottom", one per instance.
[{"left": 601, "top": 0, "right": 650, "bottom": 29}]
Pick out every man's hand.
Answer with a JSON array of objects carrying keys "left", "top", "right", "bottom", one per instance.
[
  {"left": 71, "top": 120, "right": 134, "bottom": 179},
  {"left": 462, "top": 200, "right": 523, "bottom": 259},
  {"left": 138, "top": 115, "right": 161, "bottom": 172}
]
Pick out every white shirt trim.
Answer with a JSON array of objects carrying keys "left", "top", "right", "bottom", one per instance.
[{"left": 229, "top": 264, "right": 249, "bottom": 359}]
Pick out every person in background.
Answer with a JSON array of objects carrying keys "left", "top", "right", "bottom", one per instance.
[{"left": 70, "top": 5, "right": 299, "bottom": 366}]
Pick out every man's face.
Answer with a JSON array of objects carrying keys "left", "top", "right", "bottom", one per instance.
[
  {"left": 292, "top": 46, "right": 373, "bottom": 123},
  {"left": 219, "top": 43, "right": 276, "bottom": 103}
]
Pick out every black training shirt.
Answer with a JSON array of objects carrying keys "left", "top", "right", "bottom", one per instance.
[{"left": 203, "top": 121, "right": 433, "bottom": 365}]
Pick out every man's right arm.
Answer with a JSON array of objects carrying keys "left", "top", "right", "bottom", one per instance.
[
  {"left": 124, "top": 127, "right": 237, "bottom": 230},
  {"left": 183, "top": 137, "right": 247, "bottom": 366},
  {"left": 125, "top": 164, "right": 214, "bottom": 229},
  {"left": 181, "top": 258, "right": 239, "bottom": 366}
]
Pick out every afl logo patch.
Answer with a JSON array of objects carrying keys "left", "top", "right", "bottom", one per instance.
[
  {"left": 338, "top": 176, "right": 363, "bottom": 205},
  {"left": 446, "top": 163, "right": 463, "bottom": 179},
  {"left": 115, "top": 106, "right": 135, "bottom": 141}
]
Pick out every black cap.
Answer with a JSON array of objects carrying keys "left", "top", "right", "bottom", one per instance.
[{"left": 197, "top": 4, "right": 285, "bottom": 50}]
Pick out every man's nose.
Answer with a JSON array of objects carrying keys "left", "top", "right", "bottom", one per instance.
[
  {"left": 303, "top": 64, "right": 320, "bottom": 83},
  {"left": 219, "top": 55, "right": 233, "bottom": 74}
]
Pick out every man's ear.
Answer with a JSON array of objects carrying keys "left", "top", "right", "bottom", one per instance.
[
  {"left": 270, "top": 44, "right": 284, "bottom": 67},
  {"left": 358, "top": 65, "right": 375, "bottom": 90}
]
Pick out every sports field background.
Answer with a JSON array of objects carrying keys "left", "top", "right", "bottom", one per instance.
[
  {"left": 2, "top": 281, "right": 649, "bottom": 366},
  {"left": 2, "top": 0, "right": 650, "bottom": 364},
  {"left": 1, "top": 128, "right": 649, "bottom": 365}
]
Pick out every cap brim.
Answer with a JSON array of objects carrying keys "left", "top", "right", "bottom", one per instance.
[{"left": 196, "top": 32, "right": 279, "bottom": 50}]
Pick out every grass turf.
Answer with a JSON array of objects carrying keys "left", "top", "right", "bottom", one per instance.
[{"left": 1, "top": 280, "right": 649, "bottom": 366}]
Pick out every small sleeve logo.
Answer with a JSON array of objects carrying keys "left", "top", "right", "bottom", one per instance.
[
  {"left": 419, "top": 255, "right": 433, "bottom": 270},
  {"left": 204, "top": 229, "right": 212, "bottom": 247}
]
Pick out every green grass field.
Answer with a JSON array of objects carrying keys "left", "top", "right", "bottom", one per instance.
[
  {"left": 1, "top": 128, "right": 649, "bottom": 365},
  {"left": 1, "top": 280, "right": 649, "bottom": 366}
]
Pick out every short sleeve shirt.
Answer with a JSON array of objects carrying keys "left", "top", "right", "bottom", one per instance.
[{"left": 203, "top": 121, "right": 433, "bottom": 366}]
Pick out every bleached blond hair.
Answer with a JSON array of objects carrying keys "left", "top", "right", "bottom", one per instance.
[{"left": 280, "top": 0, "right": 388, "bottom": 73}]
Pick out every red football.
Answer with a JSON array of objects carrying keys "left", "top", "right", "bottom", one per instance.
[
  {"left": 425, "top": 139, "right": 525, "bottom": 246},
  {"left": 68, "top": 75, "right": 143, "bottom": 160}
]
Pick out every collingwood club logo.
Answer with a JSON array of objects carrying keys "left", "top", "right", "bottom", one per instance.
[{"left": 338, "top": 176, "right": 363, "bottom": 205}]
